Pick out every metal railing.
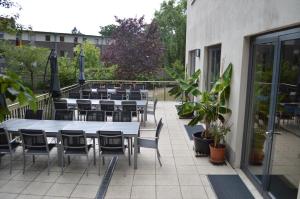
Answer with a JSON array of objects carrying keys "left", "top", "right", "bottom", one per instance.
[{"left": 6, "top": 80, "right": 178, "bottom": 121}]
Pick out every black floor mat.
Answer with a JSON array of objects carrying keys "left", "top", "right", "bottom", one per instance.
[
  {"left": 256, "top": 175, "right": 298, "bottom": 199},
  {"left": 208, "top": 175, "right": 254, "bottom": 199},
  {"left": 184, "top": 124, "right": 204, "bottom": 140}
]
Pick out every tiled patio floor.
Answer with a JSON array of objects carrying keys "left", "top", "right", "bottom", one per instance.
[{"left": 0, "top": 101, "right": 262, "bottom": 199}]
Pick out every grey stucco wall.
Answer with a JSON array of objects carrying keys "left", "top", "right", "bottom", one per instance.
[{"left": 186, "top": 0, "right": 300, "bottom": 167}]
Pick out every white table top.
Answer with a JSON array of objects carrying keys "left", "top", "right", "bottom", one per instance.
[{"left": 1, "top": 119, "right": 140, "bottom": 137}]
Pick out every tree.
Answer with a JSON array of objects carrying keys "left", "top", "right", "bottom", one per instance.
[
  {"left": 154, "top": 0, "right": 187, "bottom": 66},
  {"left": 99, "top": 24, "right": 117, "bottom": 37},
  {"left": 0, "top": 0, "right": 22, "bottom": 32},
  {"left": 0, "top": 41, "right": 49, "bottom": 91},
  {"left": 71, "top": 27, "right": 82, "bottom": 34},
  {"left": 102, "top": 17, "right": 164, "bottom": 79}
]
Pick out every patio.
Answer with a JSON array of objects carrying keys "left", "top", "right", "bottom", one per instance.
[{"left": 0, "top": 101, "right": 261, "bottom": 199}]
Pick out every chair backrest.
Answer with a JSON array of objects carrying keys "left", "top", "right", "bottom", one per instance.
[
  {"left": 76, "top": 100, "right": 92, "bottom": 111},
  {"left": 113, "top": 111, "right": 132, "bottom": 122},
  {"left": 19, "top": 129, "right": 49, "bottom": 152},
  {"left": 68, "top": 92, "right": 80, "bottom": 99},
  {"left": 54, "top": 99, "right": 68, "bottom": 110},
  {"left": 98, "top": 89, "right": 108, "bottom": 99},
  {"left": 25, "top": 109, "right": 43, "bottom": 120},
  {"left": 82, "top": 90, "right": 91, "bottom": 99},
  {"left": 90, "top": 92, "right": 101, "bottom": 99},
  {"left": 0, "top": 128, "right": 11, "bottom": 152},
  {"left": 122, "top": 83, "right": 132, "bottom": 89},
  {"left": 106, "top": 84, "right": 115, "bottom": 89},
  {"left": 128, "top": 92, "right": 141, "bottom": 100},
  {"left": 59, "top": 130, "right": 88, "bottom": 153},
  {"left": 116, "top": 89, "right": 126, "bottom": 99},
  {"left": 86, "top": 111, "right": 105, "bottom": 121},
  {"left": 155, "top": 118, "right": 163, "bottom": 139},
  {"left": 135, "top": 84, "right": 145, "bottom": 90},
  {"left": 100, "top": 100, "right": 115, "bottom": 112},
  {"left": 110, "top": 93, "right": 123, "bottom": 100},
  {"left": 97, "top": 130, "right": 125, "bottom": 153},
  {"left": 121, "top": 101, "right": 137, "bottom": 112},
  {"left": 55, "top": 110, "right": 74, "bottom": 120}
]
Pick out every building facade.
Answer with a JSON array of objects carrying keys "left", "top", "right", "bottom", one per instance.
[
  {"left": 0, "top": 30, "right": 111, "bottom": 57},
  {"left": 186, "top": 0, "right": 300, "bottom": 198}
]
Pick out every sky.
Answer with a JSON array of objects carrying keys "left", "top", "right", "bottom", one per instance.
[{"left": 1, "top": 0, "right": 164, "bottom": 35}]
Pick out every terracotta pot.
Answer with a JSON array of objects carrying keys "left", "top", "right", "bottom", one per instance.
[
  {"left": 249, "top": 149, "right": 264, "bottom": 165},
  {"left": 209, "top": 144, "right": 226, "bottom": 164}
]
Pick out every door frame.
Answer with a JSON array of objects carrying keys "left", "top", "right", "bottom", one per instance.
[{"left": 241, "top": 27, "right": 300, "bottom": 198}]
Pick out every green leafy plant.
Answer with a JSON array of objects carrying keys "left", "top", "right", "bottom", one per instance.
[
  {"left": 209, "top": 123, "right": 231, "bottom": 147},
  {"left": 0, "top": 71, "right": 37, "bottom": 121},
  {"left": 180, "top": 63, "right": 233, "bottom": 138}
]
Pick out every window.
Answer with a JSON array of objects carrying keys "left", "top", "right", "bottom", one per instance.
[
  {"left": 60, "top": 50, "right": 65, "bottom": 57},
  {"left": 207, "top": 45, "right": 221, "bottom": 90},
  {"left": 74, "top": 37, "right": 78, "bottom": 43},
  {"left": 60, "top": 36, "right": 64, "bottom": 42},
  {"left": 189, "top": 50, "right": 196, "bottom": 76},
  {"left": 45, "top": 35, "right": 50, "bottom": 41},
  {"left": 0, "top": 32, "right": 4, "bottom": 39}
]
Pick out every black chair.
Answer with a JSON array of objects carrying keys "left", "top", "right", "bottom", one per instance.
[
  {"left": 106, "top": 84, "right": 115, "bottom": 89},
  {"left": 138, "top": 118, "right": 163, "bottom": 166},
  {"left": 116, "top": 89, "right": 127, "bottom": 100},
  {"left": 98, "top": 89, "right": 108, "bottom": 99},
  {"left": 113, "top": 111, "right": 132, "bottom": 122},
  {"left": 25, "top": 109, "right": 43, "bottom": 120},
  {"left": 128, "top": 92, "right": 142, "bottom": 100},
  {"left": 122, "top": 101, "right": 139, "bottom": 121},
  {"left": 86, "top": 111, "right": 105, "bottom": 121},
  {"left": 122, "top": 83, "right": 132, "bottom": 90},
  {"left": 55, "top": 110, "right": 74, "bottom": 120},
  {"left": 76, "top": 100, "right": 92, "bottom": 120},
  {"left": 90, "top": 92, "right": 101, "bottom": 99},
  {"left": 110, "top": 93, "right": 123, "bottom": 100},
  {"left": 54, "top": 99, "right": 68, "bottom": 110},
  {"left": 100, "top": 100, "right": 115, "bottom": 120},
  {"left": 0, "top": 128, "right": 20, "bottom": 174},
  {"left": 69, "top": 92, "right": 80, "bottom": 99},
  {"left": 135, "top": 84, "right": 145, "bottom": 90},
  {"left": 82, "top": 90, "right": 91, "bottom": 99},
  {"left": 19, "top": 129, "right": 56, "bottom": 175},
  {"left": 97, "top": 130, "right": 129, "bottom": 175},
  {"left": 59, "top": 130, "right": 93, "bottom": 175}
]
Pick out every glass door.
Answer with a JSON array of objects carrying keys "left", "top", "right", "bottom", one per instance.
[{"left": 267, "top": 35, "right": 300, "bottom": 199}]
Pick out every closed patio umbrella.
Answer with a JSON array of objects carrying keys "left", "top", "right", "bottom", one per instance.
[
  {"left": 0, "top": 93, "right": 8, "bottom": 121},
  {"left": 78, "top": 49, "right": 85, "bottom": 85},
  {"left": 49, "top": 49, "right": 61, "bottom": 98}
]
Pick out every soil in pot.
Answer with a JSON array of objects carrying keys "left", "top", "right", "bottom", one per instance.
[
  {"left": 193, "top": 132, "right": 213, "bottom": 157},
  {"left": 209, "top": 144, "right": 226, "bottom": 164}
]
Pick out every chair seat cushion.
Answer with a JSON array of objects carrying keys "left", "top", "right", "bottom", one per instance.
[
  {"left": 64, "top": 144, "right": 92, "bottom": 155},
  {"left": 101, "top": 148, "right": 125, "bottom": 155},
  {"left": 138, "top": 138, "right": 157, "bottom": 149}
]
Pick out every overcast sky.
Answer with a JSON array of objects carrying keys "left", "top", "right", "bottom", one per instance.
[{"left": 1, "top": 0, "right": 164, "bottom": 35}]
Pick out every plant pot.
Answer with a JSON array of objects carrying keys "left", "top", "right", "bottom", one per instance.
[
  {"left": 209, "top": 144, "right": 226, "bottom": 164},
  {"left": 175, "top": 105, "right": 194, "bottom": 119},
  {"left": 193, "top": 132, "right": 213, "bottom": 156},
  {"left": 249, "top": 149, "right": 265, "bottom": 165}
]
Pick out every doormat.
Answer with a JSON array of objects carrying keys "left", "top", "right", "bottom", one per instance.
[
  {"left": 208, "top": 175, "right": 254, "bottom": 199},
  {"left": 184, "top": 124, "right": 204, "bottom": 140},
  {"left": 256, "top": 175, "right": 298, "bottom": 199}
]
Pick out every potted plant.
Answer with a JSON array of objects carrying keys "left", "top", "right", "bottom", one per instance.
[
  {"left": 249, "top": 128, "right": 266, "bottom": 165},
  {"left": 209, "top": 122, "right": 231, "bottom": 164},
  {"left": 165, "top": 62, "right": 201, "bottom": 118},
  {"left": 180, "top": 63, "right": 233, "bottom": 156}
]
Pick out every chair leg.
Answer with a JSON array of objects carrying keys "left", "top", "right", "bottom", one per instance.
[
  {"left": 98, "top": 151, "right": 101, "bottom": 176},
  {"left": 86, "top": 155, "right": 89, "bottom": 176},
  {"left": 93, "top": 138, "right": 96, "bottom": 166},
  {"left": 23, "top": 154, "right": 26, "bottom": 174},
  {"left": 128, "top": 146, "right": 131, "bottom": 166},
  {"left": 10, "top": 153, "right": 12, "bottom": 175},
  {"left": 47, "top": 154, "right": 50, "bottom": 175},
  {"left": 68, "top": 155, "right": 70, "bottom": 165},
  {"left": 32, "top": 155, "right": 35, "bottom": 164},
  {"left": 154, "top": 114, "right": 157, "bottom": 126},
  {"left": 102, "top": 156, "right": 105, "bottom": 165},
  {"left": 157, "top": 149, "right": 162, "bottom": 167},
  {"left": 61, "top": 154, "right": 64, "bottom": 175}
]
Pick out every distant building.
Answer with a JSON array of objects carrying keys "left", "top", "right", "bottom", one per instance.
[{"left": 0, "top": 30, "right": 111, "bottom": 57}]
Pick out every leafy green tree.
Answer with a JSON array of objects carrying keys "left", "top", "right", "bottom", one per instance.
[
  {"left": 74, "top": 41, "right": 101, "bottom": 69},
  {"left": 57, "top": 56, "right": 77, "bottom": 87},
  {"left": 0, "top": 41, "right": 49, "bottom": 91},
  {"left": 154, "top": 0, "right": 187, "bottom": 66},
  {"left": 99, "top": 24, "right": 117, "bottom": 37}
]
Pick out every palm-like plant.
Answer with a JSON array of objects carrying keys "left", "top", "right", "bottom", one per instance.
[{"left": 180, "top": 63, "right": 233, "bottom": 138}]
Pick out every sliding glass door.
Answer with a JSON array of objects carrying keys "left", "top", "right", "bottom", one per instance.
[{"left": 243, "top": 27, "right": 300, "bottom": 199}]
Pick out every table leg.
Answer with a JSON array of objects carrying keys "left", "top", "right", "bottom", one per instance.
[
  {"left": 57, "top": 137, "right": 62, "bottom": 167},
  {"left": 134, "top": 135, "right": 138, "bottom": 169},
  {"left": 144, "top": 105, "right": 147, "bottom": 122},
  {"left": 93, "top": 138, "right": 96, "bottom": 166}
]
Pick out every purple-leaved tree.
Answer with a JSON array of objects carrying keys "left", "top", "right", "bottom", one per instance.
[{"left": 102, "top": 17, "right": 164, "bottom": 79}]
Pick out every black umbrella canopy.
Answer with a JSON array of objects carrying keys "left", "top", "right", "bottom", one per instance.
[
  {"left": 78, "top": 49, "right": 85, "bottom": 85},
  {"left": 49, "top": 49, "right": 61, "bottom": 98}
]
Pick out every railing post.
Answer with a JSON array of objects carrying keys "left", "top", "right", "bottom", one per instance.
[{"left": 163, "top": 82, "right": 166, "bottom": 101}]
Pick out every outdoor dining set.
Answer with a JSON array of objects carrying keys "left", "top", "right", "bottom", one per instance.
[{"left": 0, "top": 83, "right": 162, "bottom": 178}]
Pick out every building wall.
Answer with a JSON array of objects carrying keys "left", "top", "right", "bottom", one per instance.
[
  {"left": 2, "top": 30, "right": 111, "bottom": 58},
  {"left": 186, "top": 0, "right": 300, "bottom": 167}
]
